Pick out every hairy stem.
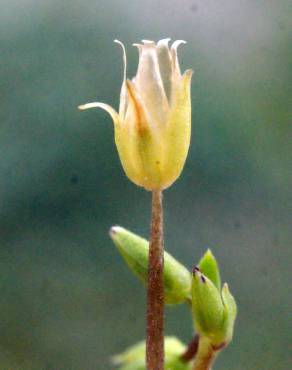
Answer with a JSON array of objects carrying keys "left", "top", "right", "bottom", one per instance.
[{"left": 146, "top": 190, "right": 164, "bottom": 370}]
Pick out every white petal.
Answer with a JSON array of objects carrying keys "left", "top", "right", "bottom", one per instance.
[
  {"left": 133, "top": 42, "right": 169, "bottom": 125},
  {"left": 157, "top": 38, "right": 172, "bottom": 101},
  {"left": 157, "top": 38, "right": 171, "bottom": 48},
  {"left": 171, "top": 40, "right": 186, "bottom": 50},
  {"left": 171, "top": 40, "right": 186, "bottom": 77},
  {"left": 142, "top": 39, "right": 155, "bottom": 44},
  {"left": 133, "top": 42, "right": 142, "bottom": 48},
  {"left": 114, "top": 40, "right": 127, "bottom": 86}
]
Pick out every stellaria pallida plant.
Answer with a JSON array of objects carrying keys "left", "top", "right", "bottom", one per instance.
[{"left": 79, "top": 38, "right": 237, "bottom": 370}]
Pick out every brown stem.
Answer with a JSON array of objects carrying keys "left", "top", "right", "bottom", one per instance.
[{"left": 146, "top": 190, "right": 164, "bottom": 370}]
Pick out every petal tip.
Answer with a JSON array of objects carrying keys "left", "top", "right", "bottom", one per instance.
[
  {"left": 141, "top": 39, "right": 155, "bottom": 44},
  {"left": 184, "top": 68, "right": 194, "bottom": 77},
  {"left": 114, "top": 39, "right": 127, "bottom": 83},
  {"left": 157, "top": 38, "right": 171, "bottom": 48},
  {"left": 171, "top": 40, "right": 187, "bottom": 50},
  {"left": 114, "top": 39, "right": 124, "bottom": 47},
  {"left": 132, "top": 43, "right": 142, "bottom": 50}
]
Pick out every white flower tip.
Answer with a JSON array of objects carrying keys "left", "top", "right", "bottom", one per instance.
[
  {"left": 114, "top": 40, "right": 126, "bottom": 58},
  {"left": 78, "top": 102, "right": 99, "bottom": 110},
  {"left": 114, "top": 39, "right": 124, "bottom": 48},
  {"left": 141, "top": 39, "right": 155, "bottom": 44},
  {"left": 132, "top": 43, "right": 143, "bottom": 53},
  {"left": 184, "top": 68, "right": 194, "bottom": 77},
  {"left": 157, "top": 38, "right": 171, "bottom": 48},
  {"left": 114, "top": 40, "right": 127, "bottom": 82},
  {"left": 171, "top": 40, "right": 187, "bottom": 51}
]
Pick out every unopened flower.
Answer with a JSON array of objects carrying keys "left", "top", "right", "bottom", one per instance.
[
  {"left": 191, "top": 257, "right": 237, "bottom": 347},
  {"left": 79, "top": 39, "right": 193, "bottom": 190},
  {"left": 109, "top": 226, "right": 191, "bottom": 305}
]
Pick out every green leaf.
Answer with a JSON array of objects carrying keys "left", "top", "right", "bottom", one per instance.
[{"left": 110, "top": 226, "right": 191, "bottom": 304}]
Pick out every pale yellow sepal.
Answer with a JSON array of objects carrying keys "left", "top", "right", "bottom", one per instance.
[{"left": 160, "top": 69, "right": 193, "bottom": 189}]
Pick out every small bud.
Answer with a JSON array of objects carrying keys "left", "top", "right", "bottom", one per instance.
[
  {"left": 110, "top": 226, "right": 191, "bottom": 304},
  {"left": 192, "top": 270, "right": 225, "bottom": 345},
  {"left": 113, "top": 336, "right": 191, "bottom": 370},
  {"left": 198, "top": 249, "right": 221, "bottom": 290},
  {"left": 191, "top": 251, "right": 237, "bottom": 347}
]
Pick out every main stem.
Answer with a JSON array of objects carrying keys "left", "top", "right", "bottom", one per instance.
[{"left": 146, "top": 190, "right": 164, "bottom": 370}]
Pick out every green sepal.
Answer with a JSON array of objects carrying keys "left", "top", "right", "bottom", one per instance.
[
  {"left": 198, "top": 249, "right": 221, "bottom": 290},
  {"left": 221, "top": 283, "right": 237, "bottom": 343},
  {"left": 110, "top": 226, "right": 191, "bottom": 304},
  {"left": 191, "top": 260, "right": 238, "bottom": 347},
  {"left": 113, "top": 336, "right": 191, "bottom": 370},
  {"left": 191, "top": 269, "right": 225, "bottom": 344}
]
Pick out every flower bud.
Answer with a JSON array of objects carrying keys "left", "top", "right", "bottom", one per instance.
[
  {"left": 113, "top": 336, "right": 191, "bottom": 370},
  {"left": 191, "top": 263, "right": 237, "bottom": 347},
  {"left": 79, "top": 39, "right": 193, "bottom": 190},
  {"left": 109, "top": 226, "right": 191, "bottom": 304}
]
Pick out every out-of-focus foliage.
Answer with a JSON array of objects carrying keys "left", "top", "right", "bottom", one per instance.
[
  {"left": 113, "top": 336, "right": 190, "bottom": 370},
  {"left": 0, "top": 1, "right": 291, "bottom": 369}
]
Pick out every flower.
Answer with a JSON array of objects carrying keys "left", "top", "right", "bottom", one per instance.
[{"left": 79, "top": 39, "right": 193, "bottom": 190}]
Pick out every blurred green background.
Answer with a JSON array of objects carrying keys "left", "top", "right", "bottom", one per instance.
[{"left": 0, "top": 0, "right": 291, "bottom": 369}]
